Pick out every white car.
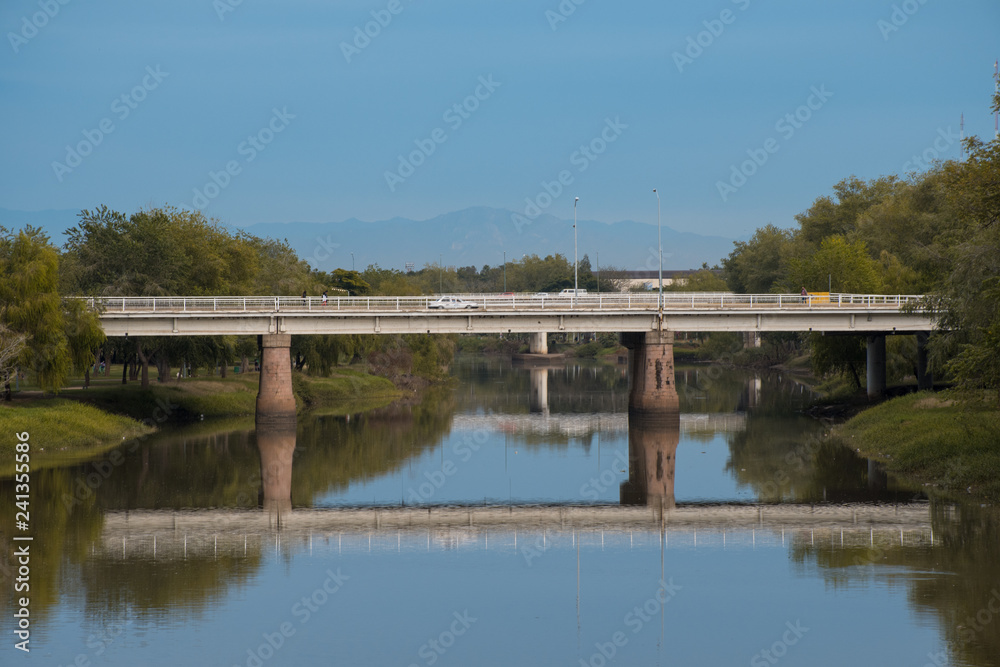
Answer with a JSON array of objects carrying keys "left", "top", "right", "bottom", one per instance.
[
  {"left": 557, "top": 289, "right": 587, "bottom": 297},
  {"left": 533, "top": 292, "right": 549, "bottom": 299},
  {"left": 428, "top": 296, "right": 479, "bottom": 310}
]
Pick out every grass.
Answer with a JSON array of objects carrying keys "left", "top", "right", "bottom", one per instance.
[
  {"left": 835, "top": 390, "right": 1000, "bottom": 501},
  {"left": 0, "top": 399, "right": 154, "bottom": 475},
  {"left": 0, "top": 365, "right": 402, "bottom": 471}
]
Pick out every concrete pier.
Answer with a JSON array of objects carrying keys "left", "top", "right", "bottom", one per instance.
[
  {"left": 866, "top": 334, "right": 886, "bottom": 400},
  {"left": 256, "top": 334, "right": 297, "bottom": 425},
  {"left": 916, "top": 332, "right": 933, "bottom": 390},
  {"left": 622, "top": 330, "right": 680, "bottom": 417},
  {"left": 529, "top": 332, "right": 548, "bottom": 355}
]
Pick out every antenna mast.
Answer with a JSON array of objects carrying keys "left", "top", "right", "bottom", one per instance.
[{"left": 960, "top": 112, "right": 965, "bottom": 160}]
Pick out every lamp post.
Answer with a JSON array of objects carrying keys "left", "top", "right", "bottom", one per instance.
[
  {"left": 653, "top": 188, "right": 662, "bottom": 309},
  {"left": 439, "top": 253, "right": 443, "bottom": 293},
  {"left": 596, "top": 251, "right": 599, "bottom": 295},
  {"left": 503, "top": 251, "right": 507, "bottom": 292},
  {"left": 573, "top": 197, "right": 579, "bottom": 307},
  {"left": 350, "top": 252, "right": 355, "bottom": 271}
]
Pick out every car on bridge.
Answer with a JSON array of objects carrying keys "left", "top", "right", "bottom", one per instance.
[
  {"left": 428, "top": 296, "right": 480, "bottom": 310},
  {"left": 557, "top": 289, "right": 587, "bottom": 297}
]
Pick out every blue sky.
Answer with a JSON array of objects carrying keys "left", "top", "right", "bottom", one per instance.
[{"left": 1, "top": 0, "right": 998, "bottom": 239}]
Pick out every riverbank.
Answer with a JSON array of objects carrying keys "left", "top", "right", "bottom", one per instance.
[
  {"left": 834, "top": 390, "right": 1000, "bottom": 502},
  {"left": 0, "top": 399, "right": 155, "bottom": 475},
  {"left": 0, "top": 367, "right": 403, "bottom": 474}
]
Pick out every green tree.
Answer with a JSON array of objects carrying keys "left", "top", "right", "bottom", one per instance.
[
  {"left": 722, "top": 224, "right": 793, "bottom": 293},
  {"left": 0, "top": 227, "right": 70, "bottom": 392}
]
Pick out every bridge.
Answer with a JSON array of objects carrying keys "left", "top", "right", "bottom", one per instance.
[{"left": 84, "top": 293, "right": 934, "bottom": 423}]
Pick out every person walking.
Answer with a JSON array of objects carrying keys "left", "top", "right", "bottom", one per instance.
[
  {"left": 322, "top": 291, "right": 328, "bottom": 306},
  {"left": 800, "top": 286, "right": 808, "bottom": 303}
]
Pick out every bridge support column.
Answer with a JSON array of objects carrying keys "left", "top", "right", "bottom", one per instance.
[
  {"left": 916, "top": 332, "right": 933, "bottom": 390},
  {"left": 529, "top": 332, "right": 548, "bottom": 355},
  {"left": 256, "top": 334, "right": 297, "bottom": 425},
  {"left": 866, "top": 334, "right": 886, "bottom": 400},
  {"left": 622, "top": 330, "right": 679, "bottom": 417}
]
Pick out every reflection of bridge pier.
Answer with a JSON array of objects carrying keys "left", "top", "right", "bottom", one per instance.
[
  {"left": 621, "top": 413, "right": 680, "bottom": 509},
  {"left": 529, "top": 368, "right": 549, "bottom": 415},
  {"left": 256, "top": 423, "right": 296, "bottom": 523}
]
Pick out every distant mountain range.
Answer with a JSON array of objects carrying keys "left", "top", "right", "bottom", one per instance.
[{"left": 1, "top": 206, "right": 736, "bottom": 272}]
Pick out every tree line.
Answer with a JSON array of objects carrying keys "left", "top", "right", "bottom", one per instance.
[{"left": 720, "top": 91, "right": 1000, "bottom": 398}]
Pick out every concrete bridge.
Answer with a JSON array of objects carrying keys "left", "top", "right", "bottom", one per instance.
[{"left": 84, "top": 292, "right": 934, "bottom": 422}]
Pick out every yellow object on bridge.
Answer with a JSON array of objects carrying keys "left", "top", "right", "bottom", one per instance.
[{"left": 808, "top": 292, "right": 831, "bottom": 304}]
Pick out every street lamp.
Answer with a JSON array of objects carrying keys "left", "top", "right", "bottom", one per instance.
[
  {"left": 350, "top": 252, "right": 355, "bottom": 272},
  {"left": 503, "top": 251, "right": 507, "bottom": 292},
  {"left": 653, "top": 188, "right": 662, "bottom": 309},
  {"left": 573, "top": 197, "right": 579, "bottom": 306}
]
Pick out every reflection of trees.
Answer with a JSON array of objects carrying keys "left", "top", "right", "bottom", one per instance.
[
  {"left": 0, "top": 468, "right": 105, "bottom": 628},
  {"left": 790, "top": 503, "right": 1000, "bottom": 665},
  {"left": 291, "top": 387, "right": 455, "bottom": 496}
]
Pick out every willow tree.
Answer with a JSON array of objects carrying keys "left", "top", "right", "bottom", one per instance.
[{"left": 0, "top": 227, "right": 69, "bottom": 393}]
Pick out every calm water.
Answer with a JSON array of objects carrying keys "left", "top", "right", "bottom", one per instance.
[{"left": 2, "top": 356, "right": 999, "bottom": 666}]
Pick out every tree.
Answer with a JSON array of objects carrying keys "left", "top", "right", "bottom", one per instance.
[
  {"left": 722, "top": 224, "right": 793, "bottom": 293},
  {"left": 786, "top": 236, "right": 883, "bottom": 294},
  {"left": 0, "top": 227, "right": 70, "bottom": 392}
]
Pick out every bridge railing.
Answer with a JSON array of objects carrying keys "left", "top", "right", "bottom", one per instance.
[{"left": 82, "top": 293, "right": 926, "bottom": 314}]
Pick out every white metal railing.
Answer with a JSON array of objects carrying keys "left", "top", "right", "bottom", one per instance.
[{"left": 77, "top": 293, "right": 927, "bottom": 314}]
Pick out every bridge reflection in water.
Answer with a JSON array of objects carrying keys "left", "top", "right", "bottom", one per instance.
[{"left": 91, "top": 410, "right": 934, "bottom": 562}]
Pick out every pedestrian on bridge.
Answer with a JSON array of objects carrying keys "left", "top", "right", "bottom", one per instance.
[
  {"left": 800, "top": 287, "right": 807, "bottom": 303},
  {"left": 322, "top": 291, "right": 328, "bottom": 306}
]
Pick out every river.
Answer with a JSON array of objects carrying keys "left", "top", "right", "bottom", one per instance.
[{"left": 1, "top": 356, "right": 998, "bottom": 666}]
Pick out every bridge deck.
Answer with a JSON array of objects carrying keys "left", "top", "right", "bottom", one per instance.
[{"left": 86, "top": 293, "right": 934, "bottom": 336}]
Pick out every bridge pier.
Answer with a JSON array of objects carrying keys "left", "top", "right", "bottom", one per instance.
[
  {"left": 866, "top": 334, "right": 886, "bottom": 400},
  {"left": 916, "top": 332, "right": 933, "bottom": 390},
  {"left": 256, "top": 334, "right": 297, "bottom": 425},
  {"left": 529, "top": 332, "right": 548, "bottom": 355},
  {"left": 622, "top": 330, "right": 679, "bottom": 417}
]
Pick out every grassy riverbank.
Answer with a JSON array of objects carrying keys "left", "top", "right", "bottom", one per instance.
[
  {"left": 0, "top": 367, "right": 403, "bottom": 474},
  {"left": 0, "top": 399, "right": 155, "bottom": 475},
  {"left": 835, "top": 390, "right": 1000, "bottom": 501}
]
